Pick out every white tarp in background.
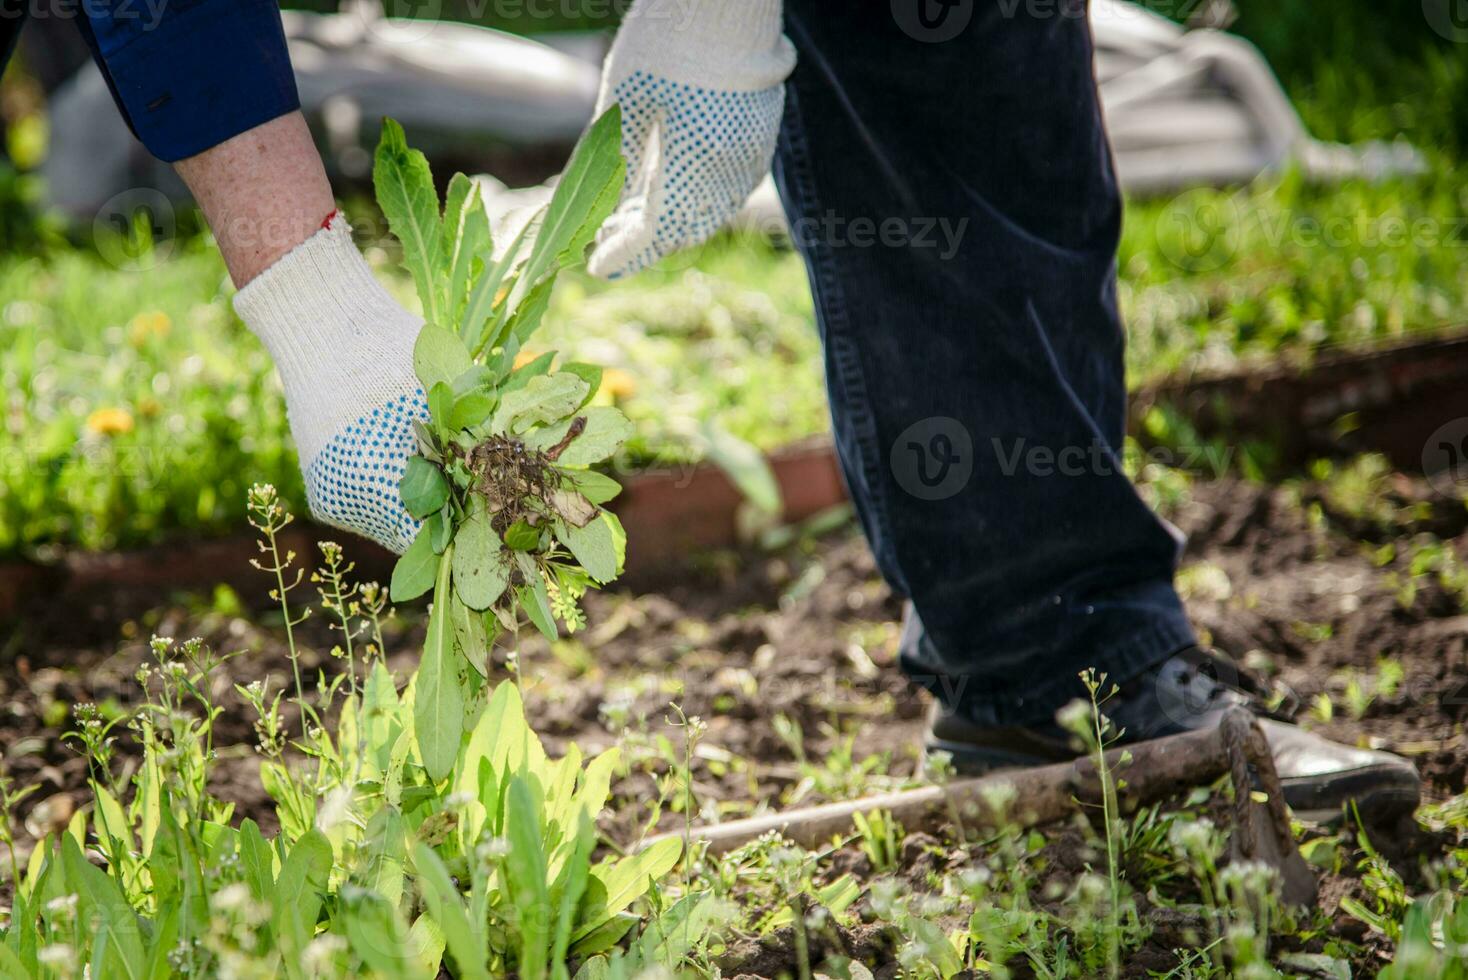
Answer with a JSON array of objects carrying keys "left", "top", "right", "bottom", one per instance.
[{"left": 43, "top": 0, "right": 1426, "bottom": 224}]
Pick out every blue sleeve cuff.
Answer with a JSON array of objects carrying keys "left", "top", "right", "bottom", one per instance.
[{"left": 87, "top": 0, "right": 301, "bottom": 162}]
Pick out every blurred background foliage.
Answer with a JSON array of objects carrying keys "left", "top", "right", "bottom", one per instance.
[
  {"left": 0, "top": 0, "right": 1463, "bottom": 557},
  {"left": 290, "top": 0, "right": 1468, "bottom": 151}
]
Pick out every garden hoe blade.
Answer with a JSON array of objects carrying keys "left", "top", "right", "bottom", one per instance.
[
  {"left": 647, "top": 709, "right": 1318, "bottom": 907},
  {"left": 1218, "top": 710, "right": 1319, "bottom": 907}
]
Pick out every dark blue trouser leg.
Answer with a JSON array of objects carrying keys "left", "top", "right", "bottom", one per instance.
[{"left": 773, "top": 0, "right": 1196, "bottom": 727}]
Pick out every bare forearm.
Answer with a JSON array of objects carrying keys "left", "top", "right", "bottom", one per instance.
[{"left": 173, "top": 111, "right": 336, "bottom": 287}]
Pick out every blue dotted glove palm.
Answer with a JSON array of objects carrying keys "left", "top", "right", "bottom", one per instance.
[
  {"left": 587, "top": 0, "right": 795, "bottom": 279},
  {"left": 234, "top": 215, "right": 428, "bottom": 554}
]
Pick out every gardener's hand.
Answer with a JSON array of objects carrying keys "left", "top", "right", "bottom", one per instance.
[
  {"left": 587, "top": 0, "right": 795, "bottom": 279},
  {"left": 234, "top": 213, "right": 427, "bottom": 554}
]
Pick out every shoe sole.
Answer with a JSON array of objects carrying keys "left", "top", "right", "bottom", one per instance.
[
  {"left": 924, "top": 741, "right": 1421, "bottom": 825},
  {"left": 1281, "top": 766, "right": 1421, "bottom": 826}
]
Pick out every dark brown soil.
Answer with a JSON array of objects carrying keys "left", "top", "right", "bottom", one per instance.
[{"left": 3, "top": 468, "right": 1466, "bottom": 976}]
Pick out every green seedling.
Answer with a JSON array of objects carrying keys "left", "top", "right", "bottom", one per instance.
[{"left": 851, "top": 808, "right": 903, "bottom": 875}]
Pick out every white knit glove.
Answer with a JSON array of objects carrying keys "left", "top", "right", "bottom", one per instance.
[
  {"left": 234, "top": 214, "right": 427, "bottom": 554},
  {"left": 587, "top": 0, "right": 794, "bottom": 279}
]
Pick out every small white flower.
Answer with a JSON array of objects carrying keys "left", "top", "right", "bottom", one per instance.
[
  {"left": 478, "top": 837, "right": 511, "bottom": 861},
  {"left": 38, "top": 944, "right": 76, "bottom": 968},
  {"left": 210, "top": 882, "right": 254, "bottom": 913},
  {"left": 1055, "top": 698, "right": 1093, "bottom": 737},
  {"left": 45, "top": 894, "right": 79, "bottom": 917},
  {"left": 1167, "top": 818, "right": 1218, "bottom": 858},
  {"left": 960, "top": 866, "right": 992, "bottom": 891},
  {"left": 1074, "top": 872, "right": 1108, "bottom": 903},
  {"left": 302, "top": 933, "right": 347, "bottom": 973},
  {"left": 979, "top": 779, "right": 1017, "bottom": 815}
]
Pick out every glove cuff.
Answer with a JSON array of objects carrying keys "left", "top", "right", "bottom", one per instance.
[
  {"left": 233, "top": 212, "right": 423, "bottom": 467},
  {"left": 603, "top": 0, "right": 795, "bottom": 95}
]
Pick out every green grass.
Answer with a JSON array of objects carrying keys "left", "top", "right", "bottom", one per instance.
[
  {"left": 1119, "top": 166, "right": 1468, "bottom": 383},
  {"left": 0, "top": 237, "right": 300, "bottom": 554},
  {"left": 535, "top": 233, "right": 823, "bottom": 467},
  {"left": 5, "top": 162, "right": 1467, "bottom": 558}
]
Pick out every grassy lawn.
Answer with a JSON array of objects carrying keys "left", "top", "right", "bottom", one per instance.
[{"left": 3, "top": 162, "right": 1466, "bottom": 556}]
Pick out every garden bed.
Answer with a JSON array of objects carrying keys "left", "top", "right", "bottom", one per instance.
[{"left": 4, "top": 460, "right": 1467, "bottom": 975}]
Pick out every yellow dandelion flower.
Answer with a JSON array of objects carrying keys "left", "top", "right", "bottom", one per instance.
[
  {"left": 513, "top": 349, "right": 542, "bottom": 369},
  {"left": 601, "top": 368, "right": 638, "bottom": 400},
  {"left": 128, "top": 310, "right": 171, "bottom": 346},
  {"left": 85, "top": 407, "right": 135, "bottom": 436}
]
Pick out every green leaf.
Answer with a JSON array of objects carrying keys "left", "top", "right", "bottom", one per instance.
[
  {"left": 559, "top": 362, "right": 603, "bottom": 410},
  {"left": 464, "top": 219, "right": 536, "bottom": 358},
  {"left": 427, "top": 381, "right": 454, "bottom": 434},
  {"left": 443, "top": 174, "right": 491, "bottom": 329},
  {"left": 431, "top": 506, "right": 455, "bottom": 553},
  {"left": 143, "top": 906, "right": 180, "bottom": 980},
  {"left": 499, "top": 275, "right": 556, "bottom": 354},
  {"left": 91, "top": 781, "right": 133, "bottom": 868},
  {"left": 344, "top": 891, "right": 414, "bottom": 980},
  {"left": 416, "top": 547, "right": 464, "bottom": 782},
  {"left": 576, "top": 746, "right": 619, "bottom": 813},
  {"left": 272, "top": 830, "right": 333, "bottom": 969},
  {"left": 573, "top": 837, "right": 682, "bottom": 943},
  {"left": 361, "top": 808, "right": 409, "bottom": 908},
  {"left": 60, "top": 833, "right": 145, "bottom": 978},
  {"left": 449, "top": 390, "right": 496, "bottom": 431},
  {"left": 392, "top": 524, "right": 440, "bottom": 602},
  {"left": 413, "top": 844, "right": 490, "bottom": 980},
  {"left": 411, "top": 419, "right": 441, "bottom": 462},
  {"left": 237, "top": 819, "right": 274, "bottom": 904},
  {"left": 406, "top": 914, "right": 446, "bottom": 979},
  {"left": 450, "top": 596, "right": 491, "bottom": 678},
  {"left": 442, "top": 171, "right": 473, "bottom": 254},
  {"left": 452, "top": 513, "right": 511, "bottom": 611},
  {"left": 503, "top": 520, "right": 543, "bottom": 552},
  {"left": 521, "top": 106, "right": 627, "bottom": 289},
  {"left": 400, "top": 456, "right": 450, "bottom": 521},
  {"left": 527, "top": 407, "right": 633, "bottom": 466},
  {"left": 559, "top": 469, "right": 622, "bottom": 505},
  {"left": 512, "top": 351, "right": 557, "bottom": 382},
  {"left": 515, "top": 554, "right": 557, "bottom": 642},
  {"left": 505, "top": 776, "right": 553, "bottom": 980},
  {"left": 702, "top": 419, "right": 782, "bottom": 517},
  {"left": 375, "top": 118, "right": 444, "bottom": 326},
  {"left": 558, "top": 512, "right": 621, "bottom": 584},
  {"left": 492, "top": 373, "right": 589, "bottom": 435},
  {"left": 455, "top": 682, "right": 546, "bottom": 814},
  {"left": 414, "top": 323, "right": 474, "bottom": 394},
  {"left": 0, "top": 942, "right": 28, "bottom": 980},
  {"left": 604, "top": 511, "right": 626, "bottom": 577},
  {"left": 568, "top": 914, "right": 638, "bottom": 959}
]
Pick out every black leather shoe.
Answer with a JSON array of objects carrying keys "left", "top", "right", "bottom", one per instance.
[{"left": 925, "top": 647, "right": 1421, "bottom": 823}]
